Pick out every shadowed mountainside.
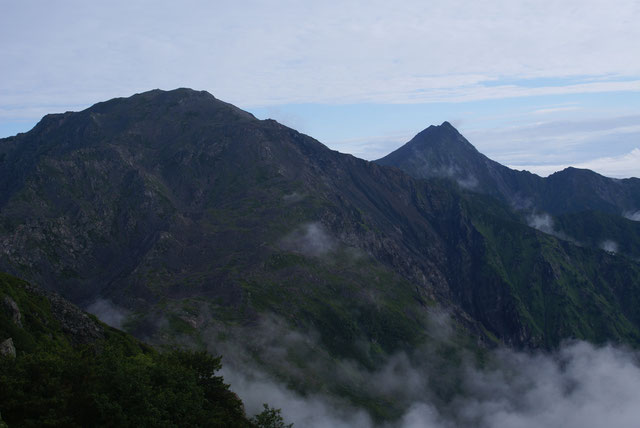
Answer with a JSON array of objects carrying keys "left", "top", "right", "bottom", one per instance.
[
  {"left": 1, "top": 88, "right": 640, "bottom": 362},
  {"left": 376, "top": 121, "right": 640, "bottom": 260},
  {"left": 376, "top": 121, "right": 640, "bottom": 215}
]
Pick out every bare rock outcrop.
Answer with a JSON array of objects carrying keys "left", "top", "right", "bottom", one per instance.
[
  {"left": 24, "top": 284, "right": 106, "bottom": 345},
  {"left": 0, "top": 337, "right": 15, "bottom": 358},
  {"left": 2, "top": 295, "right": 22, "bottom": 327}
]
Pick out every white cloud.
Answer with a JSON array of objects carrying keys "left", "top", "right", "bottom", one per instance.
[
  {"left": 575, "top": 149, "right": 640, "bottom": 178},
  {"left": 215, "top": 314, "right": 640, "bottom": 428},
  {"left": 527, "top": 213, "right": 555, "bottom": 234},
  {"left": 280, "top": 223, "right": 336, "bottom": 257},
  {"left": 601, "top": 240, "right": 619, "bottom": 254},
  {"left": 511, "top": 148, "right": 640, "bottom": 178},
  {"left": 2, "top": 0, "right": 639, "bottom": 173},
  {"left": 457, "top": 114, "right": 640, "bottom": 178},
  {"left": 468, "top": 115, "right": 640, "bottom": 152},
  {"left": 86, "top": 298, "right": 129, "bottom": 329},
  {"left": 329, "top": 133, "right": 414, "bottom": 160},
  {"left": 1, "top": 0, "right": 640, "bottom": 115},
  {"left": 222, "top": 366, "right": 375, "bottom": 428},
  {"left": 532, "top": 106, "right": 581, "bottom": 115}
]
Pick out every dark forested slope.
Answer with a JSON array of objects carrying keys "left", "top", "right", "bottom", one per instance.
[{"left": 0, "top": 271, "right": 270, "bottom": 427}]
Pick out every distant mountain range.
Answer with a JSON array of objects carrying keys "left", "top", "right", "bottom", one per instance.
[
  {"left": 376, "top": 121, "right": 640, "bottom": 261},
  {"left": 2, "top": 89, "right": 640, "bottom": 416},
  {"left": 376, "top": 121, "right": 640, "bottom": 215}
]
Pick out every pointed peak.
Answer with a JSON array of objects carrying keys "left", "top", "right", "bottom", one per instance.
[
  {"left": 414, "top": 120, "right": 461, "bottom": 140},
  {"left": 438, "top": 121, "right": 461, "bottom": 135},
  {"left": 375, "top": 121, "right": 481, "bottom": 167}
]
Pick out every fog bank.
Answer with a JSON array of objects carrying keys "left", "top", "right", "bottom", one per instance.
[{"left": 218, "top": 318, "right": 640, "bottom": 428}]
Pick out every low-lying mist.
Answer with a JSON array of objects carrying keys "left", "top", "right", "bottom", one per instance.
[
  {"left": 84, "top": 258, "right": 640, "bottom": 428},
  {"left": 212, "top": 315, "right": 640, "bottom": 428},
  {"left": 86, "top": 298, "right": 130, "bottom": 329},
  {"left": 624, "top": 210, "right": 640, "bottom": 222},
  {"left": 279, "top": 222, "right": 336, "bottom": 257}
]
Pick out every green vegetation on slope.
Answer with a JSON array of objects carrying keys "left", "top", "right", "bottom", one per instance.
[
  {"left": 465, "top": 196, "right": 640, "bottom": 348},
  {"left": 554, "top": 210, "right": 640, "bottom": 260},
  {"left": 4, "top": 88, "right": 640, "bottom": 391},
  {"left": 0, "top": 272, "right": 287, "bottom": 428}
]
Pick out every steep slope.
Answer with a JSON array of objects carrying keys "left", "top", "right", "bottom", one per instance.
[
  {"left": 1, "top": 87, "right": 640, "bottom": 363},
  {"left": 553, "top": 210, "right": 640, "bottom": 260},
  {"left": 0, "top": 271, "right": 257, "bottom": 427},
  {"left": 375, "top": 121, "right": 533, "bottom": 201},
  {"left": 376, "top": 122, "right": 640, "bottom": 216},
  {"left": 0, "top": 89, "right": 464, "bottom": 359},
  {"left": 463, "top": 193, "right": 640, "bottom": 347}
]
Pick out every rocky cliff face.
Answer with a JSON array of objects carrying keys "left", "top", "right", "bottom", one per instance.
[
  {"left": 24, "top": 283, "right": 106, "bottom": 345},
  {"left": 2, "top": 296, "right": 21, "bottom": 328},
  {"left": 0, "top": 338, "right": 14, "bottom": 358},
  {"left": 1, "top": 273, "right": 106, "bottom": 353}
]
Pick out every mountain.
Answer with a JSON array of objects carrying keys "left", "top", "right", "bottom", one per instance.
[
  {"left": 376, "top": 122, "right": 640, "bottom": 216},
  {"left": 376, "top": 121, "right": 640, "bottom": 261},
  {"left": 375, "top": 121, "right": 522, "bottom": 199},
  {"left": 0, "top": 88, "right": 450, "bottom": 357},
  {"left": 2, "top": 88, "right": 640, "bottom": 419}
]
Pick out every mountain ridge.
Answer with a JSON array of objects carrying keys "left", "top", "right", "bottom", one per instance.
[
  {"left": 375, "top": 122, "right": 640, "bottom": 216},
  {"left": 2, "top": 88, "right": 640, "bottom": 357},
  {"left": 3, "top": 88, "right": 640, "bottom": 421}
]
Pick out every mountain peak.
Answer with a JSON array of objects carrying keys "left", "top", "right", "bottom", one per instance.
[
  {"left": 23, "top": 88, "right": 258, "bottom": 138},
  {"left": 376, "top": 121, "right": 479, "bottom": 170},
  {"left": 375, "top": 121, "right": 506, "bottom": 194},
  {"left": 416, "top": 121, "right": 459, "bottom": 137},
  {"left": 89, "top": 87, "right": 246, "bottom": 114},
  {"left": 133, "top": 87, "right": 217, "bottom": 102},
  {"left": 32, "top": 88, "right": 254, "bottom": 129},
  {"left": 411, "top": 121, "right": 466, "bottom": 146}
]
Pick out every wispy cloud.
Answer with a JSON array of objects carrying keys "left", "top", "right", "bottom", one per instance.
[
  {"left": 215, "top": 314, "right": 640, "bottom": 428},
  {"left": 328, "top": 133, "right": 414, "bottom": 160},
  {"left": 279, "top": 223, "right": 336, "bottom": 257},
  {"left": 532, "top": 106, "right": 581, "bottom": 115},
  {"left": 86, "top": 298, "right": 129, "bottom": 329},
  {"left": 2, "top": 1, "right": 640, "bottom": 113},
  {"left": 600, "top": 240, "right": 619, "bottom": 254},
  {"left": 460, "top": 114, "right": 640, "bottom": 178},
  {"left": 2, "top": 0, "right": 639, "bottom": 175},
  {"left": 511, "top": 148, "right": 640, "bottom": 178}
]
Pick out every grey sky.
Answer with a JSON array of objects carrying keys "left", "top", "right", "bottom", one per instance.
[{"left": 1, "top": 0, "right": 639, "bottom": 176}]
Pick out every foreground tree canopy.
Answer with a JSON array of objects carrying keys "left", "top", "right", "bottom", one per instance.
[{"left": 0, "top": 272, "right": 289, "bottom": 427}]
